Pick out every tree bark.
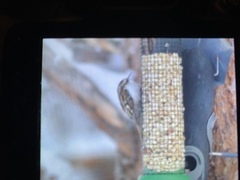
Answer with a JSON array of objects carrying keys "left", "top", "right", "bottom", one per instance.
[{"left": 209, "top": 52, "right": 238, "bottom": 180}]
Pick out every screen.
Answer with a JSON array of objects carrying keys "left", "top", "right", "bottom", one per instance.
[{"left": 41, "top": 38, "right": 238, "bottom": 180}]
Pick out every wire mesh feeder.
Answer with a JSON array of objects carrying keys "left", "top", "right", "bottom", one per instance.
[{"left": 140, "top": 38, "right": 189, "bottom": 180}]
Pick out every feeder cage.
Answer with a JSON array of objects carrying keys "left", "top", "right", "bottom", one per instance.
[{"left": 140, "top": 38, "right": 189, "bottom": 180}]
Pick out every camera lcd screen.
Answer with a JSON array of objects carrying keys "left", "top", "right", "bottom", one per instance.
[{"left": 40, "top": 38, "right": 238, "bottom": 180}]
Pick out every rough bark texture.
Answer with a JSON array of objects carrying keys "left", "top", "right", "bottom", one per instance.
[{"left": 208, "top": 51, "right": 238, "bottom": 179}]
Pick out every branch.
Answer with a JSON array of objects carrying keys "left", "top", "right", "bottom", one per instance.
[{"left": 43, "top": 60, "right": 142, "bottom": 179}]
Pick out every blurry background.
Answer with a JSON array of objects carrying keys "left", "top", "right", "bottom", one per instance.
[{"left": 41, "top": 38, "right": 141, "bottom": 180}]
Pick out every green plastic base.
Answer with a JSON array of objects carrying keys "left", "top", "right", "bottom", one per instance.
[{"left": 139, "top": 174, "right": 190, "bottom": 180}]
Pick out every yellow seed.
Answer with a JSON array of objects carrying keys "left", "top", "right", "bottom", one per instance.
[{"left": 141, "top": 53, "right": 185, "bottom": 173}]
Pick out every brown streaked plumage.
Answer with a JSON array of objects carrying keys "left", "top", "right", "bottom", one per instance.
[{"left": 117, "top": 73, "right": 142, "bottom": 139}]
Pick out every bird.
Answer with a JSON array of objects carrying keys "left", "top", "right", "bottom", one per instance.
[{"left": 117, "top": 73, "right": 142, "bottom": 139}]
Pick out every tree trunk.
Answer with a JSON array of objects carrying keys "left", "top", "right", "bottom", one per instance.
[{"left": 209, "top": 52, "right": 238, "bottom": 180}]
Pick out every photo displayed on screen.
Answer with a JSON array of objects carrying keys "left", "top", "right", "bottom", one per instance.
[{"left": 41, "top": 38, "right": 237, "bottom": 180}]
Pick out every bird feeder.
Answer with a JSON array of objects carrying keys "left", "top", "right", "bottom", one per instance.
[{"left": 140, "top": 38, "right": 190, "bottom": 180}]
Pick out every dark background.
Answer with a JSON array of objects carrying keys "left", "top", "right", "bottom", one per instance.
[{"left": 1, "top": 0, "right": 240, "bottom": 58}]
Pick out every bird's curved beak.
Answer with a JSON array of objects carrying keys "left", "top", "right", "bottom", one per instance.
[{"left": 127, "top": 72, "right": 132, "bottom": 80}]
